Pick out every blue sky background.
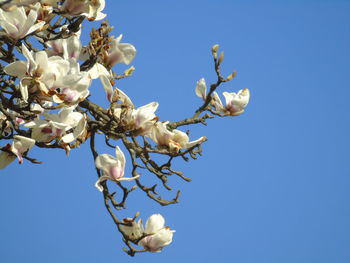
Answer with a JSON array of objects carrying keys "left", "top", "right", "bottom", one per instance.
[{"left": 1, "top": 0, "right": 350, "bottom": 262}]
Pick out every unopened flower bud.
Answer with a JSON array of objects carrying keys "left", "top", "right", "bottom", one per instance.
[
  {"left": 211, "top": 44, "right": 219, "bottom": 59},
  {"left": 226, "top": 71, "right": 237, "bottom": 81},
  {"left": 124, "top": 66, "right": 135, "bottom": 77},
  {"left": 218, "top": 51, "right": 224, "bottom": 64}
]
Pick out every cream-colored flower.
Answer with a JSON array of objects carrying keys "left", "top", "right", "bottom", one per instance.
[
  {"left": 139, "top": 214, "right": 175, "bottom": 252},
  {"left": 95, "top": 146, "right": 139, "bottom": 192},
  {"left": 61, "top": 0, "right": 106, "bottom": 21},
  {"left": 0, "top": 3, "right": 45, "bottom": 39},
  {"left": 222, "top": 88, "right": 250, "bottom": 116},
  {"left": 148, "top": 122, "right": 207, "bottom": 152}
]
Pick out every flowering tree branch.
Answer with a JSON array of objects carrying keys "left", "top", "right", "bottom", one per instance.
[{"left": 0, "top": 0, "right": 250, "bottom": 256}]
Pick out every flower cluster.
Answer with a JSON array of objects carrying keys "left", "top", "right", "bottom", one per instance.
[{"left": 0, "top": 0, "right": 250, "bottom": 257}]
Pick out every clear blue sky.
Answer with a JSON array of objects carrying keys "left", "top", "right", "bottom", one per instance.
[{"left": 1, "top": 0, "right": 349, "bottom": 262}]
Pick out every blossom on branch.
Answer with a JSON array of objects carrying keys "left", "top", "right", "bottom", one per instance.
[
  {"left": 195, "top": 78, "right": 250, "bottom": 116},
  {"left": 148, "top": 121, "right": 207, "bottom": 152},
  {"left": 4, "top": 44, "right": 70, "bottom": 102},
  {"left": 0, "top": 3, "right": 45, "bottom": 39},
  {"left": 24, "top": 106, "right": 86, "bottom": 144},
  {"left": 0, "top": 135, "right": 35, "bottom": 169},
  {"left": 95, "top": 146, "right": 139, "bottom": 192},
  {"left": 103, "top": 34, "right": 136, "bottom": 67},
  {"left": 61, "top": 0, "right": 106, "bottom": 21},
  {"left": 222, "top": 89, "right": 250, "bottom": 116},
  {"left": 46, "top": 34, "right": 82, "bottom": 60},
  {"left": 139, "top": 214, "right": 175, "bottom": 252}
]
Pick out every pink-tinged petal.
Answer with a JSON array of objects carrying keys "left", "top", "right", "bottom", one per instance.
[
  {"left": 99, "top": 74, "right": 113, "bottom": 102},
  {"left": 134, "top": 102, "right": 158, "bottom": 129},
  {"left": 109, "top": 165, "right": 124, "bottom": 180},
  {"left": 222, "top": 91, "right": 233, "bottom": 107}
]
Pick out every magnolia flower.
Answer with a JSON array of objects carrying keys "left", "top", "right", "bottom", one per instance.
[
  {"left": 61, "top": 0, "right": 106, "bottom": 21},
  {"left": 119, "top": 218, "right": 144, "bottom": 241},
  {"left": 148, "top": 122, "right": 207, "bottom": 152},
  {"left": 46, "top": 34, "right": 82, "bottom": 60},
  {"left": 112, "top": 101, "right": 157, "bottom": 133},
  {"left": 222, "top": 89, "right": 250, "bottom": 116},
  {"left": 0, "top": 3, "right": 45, "bottom": 39},
  {"left": 52, "top": 60, "right": 91, "bottom": 104},
  {"left": 24, "top": 107, "right": 86, "bottom": 144},
  {"left": 103, "top": 34, "right": 136, "bottom": 67},
  {"left": 4, "top": 44, "right": 70, "bottom": 102},
  {"left": 0, "top": 135, "right": 35, "bottom": 169},
  {"left": 139, "top": 214, "right": 175, "bottom": 252},
  {"left": 95, "top": 146, "right": 139, "bottom": 192},
  {"left": 131, "top": 102, "right": 158, "bottom": 135}
]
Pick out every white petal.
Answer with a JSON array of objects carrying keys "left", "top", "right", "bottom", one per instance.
[
  {"left": 118, "top": 43, "right": 136, "bottom": 65},
  {"left": 195, "top": 78, "right": 207, "bottom": 100},
  {"left": 4, "top": 61, "right": 27, "bottom": 78},
  {"left": 115, "top": 146, "right": 125, "bottom": 169},
  {"left": 95, "top": 153, "right": 117, "bottom": 170},
  {"left": 99, "top": 74, "right": 113, "bottom": 102},
  {"left": 145, "top": 214, "right": 165, "bottom": 234},
  {"left": 184, "top": 136, "right": 207, "bottom": 149},
  {"left": 95, "top": 175, "right": 110, "bottom": 192}
]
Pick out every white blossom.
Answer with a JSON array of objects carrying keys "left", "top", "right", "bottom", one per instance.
[
  {"left": 139, "top": 214, "right": 175, "bottom": 252},
  {"left": 0, "top": 135, "right": 35, "bottom": 169},
  {"left": 4, "top": 44, "right": 70, "bottom": 102},
  {"left": 148, "top": 121, "right": 207, "bottom": 152},
  {"left": 24, "top": 107, "right": 86, "bottom": 144},
  {"left": 52, "top": 60, "right": 91, "bottom": 104},
  {"left": 0, "top": 3, "right": 45, "bottom": 39},
  {"left": 222, "top": 88, "right": 250, "bottom": 116},
  {"left": 46, "top": 34, "right": 82, "bottom": 60},
  {"left": 104, "top": 34, "right": 136, "bottom": 67},
  {"left": 61, "top": 0, "right": 106, "bottom": 21},
  {"left": 95, "top": 146, "right": 139, "bottom": 192}
]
